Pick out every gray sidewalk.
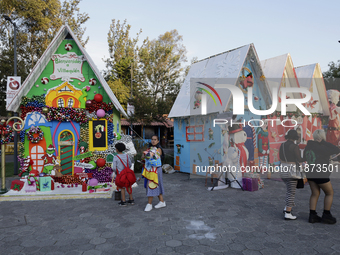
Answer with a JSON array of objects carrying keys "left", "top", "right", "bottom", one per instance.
[{"left": 1, "top": 172, "right": 340, "bottom": 255}]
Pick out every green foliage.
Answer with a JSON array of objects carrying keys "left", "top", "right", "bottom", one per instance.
[
  {"left": 104, "top": 19, "right": 141, "bottom": 110},
  {"left": 134, "top": 29, "right": 186, "bottom": 123},
  {"left": 105, "top": 21, "right": 189, "bottom": 123},
  {"left": 323, "top": 60, "right": 340, "bottom": 90}
]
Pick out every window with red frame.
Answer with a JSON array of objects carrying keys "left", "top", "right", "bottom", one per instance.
[
  {"left": 186, "top": 125, "right": 204, "bottom": 142},
  {"left": 30, "top": 145, "right": 45, "bottom": 172}
]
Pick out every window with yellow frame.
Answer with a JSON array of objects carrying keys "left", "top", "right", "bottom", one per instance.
[{"left": 89, "top": 119, "right": 108, "bottom": 151}]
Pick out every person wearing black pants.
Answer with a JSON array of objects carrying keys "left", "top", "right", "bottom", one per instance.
[{"left": 304, "top": 129, "right": 340, "bottom": 224}]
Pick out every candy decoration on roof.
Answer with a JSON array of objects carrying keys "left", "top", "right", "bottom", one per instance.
[
  {"left": 65, "top": 43, "right": 72, "bottom": 51},
  {"left": 41, "top": 77, "right": 49, "bottom": 84},
  {"left": 89, "top": 78, "right": 97, "bottom": 85}
]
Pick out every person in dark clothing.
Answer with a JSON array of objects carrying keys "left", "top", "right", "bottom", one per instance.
[
  {"left": 304, "top": 129, "right": 340, "bottom": 224},
  {"left": 279, "top": 129, "right": 306, "bottom": 220}
]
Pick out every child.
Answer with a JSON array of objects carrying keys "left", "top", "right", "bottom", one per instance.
[{"left": 113, "top": 143, "right": 134, "bottom": 206}]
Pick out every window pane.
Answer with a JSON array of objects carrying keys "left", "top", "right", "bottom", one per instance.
[
  {"left": 68, "top": 98, "right": 74, "bottom": 107},
  {"left": 187, "top": 134, "right": 195, "bottom": 140},
  {"left": 195, "top": 126, "right": 203, "bottom": 133},
  {"left": 187, "top": 127, "right": 194, "bottom": 133},
  {"left": 195, "top": 134, "right": 203, "bottom": 141}
]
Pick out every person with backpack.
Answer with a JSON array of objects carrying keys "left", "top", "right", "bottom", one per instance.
[
  {"left": 142, "top": 135, "right": 166, "bottom": 211},
  {"left": 113, "top": 143, "right": 136, "bottom": 206}
]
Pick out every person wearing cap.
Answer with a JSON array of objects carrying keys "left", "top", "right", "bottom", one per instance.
[
  {"left": 304, "top": 129, "right": 340, "bottom": 224},
  {"left": 279, "top": 129, "right": 306, "bottom": 220}
]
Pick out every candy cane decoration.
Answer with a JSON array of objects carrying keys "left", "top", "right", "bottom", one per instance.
[
  {"left": 251, "top": 126, "right": 257, "bottom": 148},
  {"left": 28, "top": 174, "right": 40, "bottom": 191}
]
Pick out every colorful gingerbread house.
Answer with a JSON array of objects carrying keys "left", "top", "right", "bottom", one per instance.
[
  {"left": 7, "top": 25, "right": 127, "bottom": 179},
  {"left": 169, "top": 44, "right": 271, "bottom": 186}
]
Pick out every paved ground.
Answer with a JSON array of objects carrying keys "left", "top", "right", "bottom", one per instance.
[{"left": 1, "top": 171, "right": 340, "bottom": 255}]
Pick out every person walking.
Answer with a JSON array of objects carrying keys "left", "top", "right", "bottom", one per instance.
[
  {"left": 304, "top": 129, "right": 340, "bottom": 224},
  {"left": 279, "top": 129, "right": 306, "bottom": 220},
  {"left": 143, "top": 135, "right": 166, "bottom": 212}
]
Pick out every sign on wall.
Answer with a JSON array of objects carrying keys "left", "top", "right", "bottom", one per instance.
[
  {"left": 89, "top": 119, "right": 108, "bottom": 151},
  {"left": 6, "top": 76, "right": 21, "bottom": 110},
  {"left": 50, "top": 52, "right": 86, "bottom": 82}
]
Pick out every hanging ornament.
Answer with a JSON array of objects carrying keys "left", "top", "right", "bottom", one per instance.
[
  {"left": 89, "top": 78, "right": 97, "bottom": 86},
  {"left": 86, "top": 100, "right": 92, "bottom": 108},
  {"left": 96, "top": 158, "right": 106, "bottom": 167},
  {"left": 96, "top": 109, "right": 105, "bottom": 118},
  {"left": 94, "top": 94, "right": 103, "bottom": 103},
  {"left": 65, "top": 43, "right": 72, "bottom": 51},
  {"left": 41, "top": 77, "right": 49, "bottom": 84}
]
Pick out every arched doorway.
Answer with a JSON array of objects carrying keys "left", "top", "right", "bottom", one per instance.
[{"left": 59, "top": 130, "right": 75, "bottom": 175}]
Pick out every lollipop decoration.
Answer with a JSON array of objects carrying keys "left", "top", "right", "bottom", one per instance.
[
  {"left": 41, "top": 77, "right": 49, "bottom": 84},
  {"left": 89, "top": 78, "right": 97, "bottom": 86},
  {"left": 65, "top": 43, "right": 72, "bottom": 51}
]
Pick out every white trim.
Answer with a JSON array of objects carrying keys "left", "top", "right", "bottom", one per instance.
[{"left": 8, "top": 25, "right": 127, "bottom": 117}]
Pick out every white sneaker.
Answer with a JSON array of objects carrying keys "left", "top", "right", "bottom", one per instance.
[
  {"left": 284, "top": 212, "right": 297, "bottom": 220},
  {"left": 154, "top": 201, "right": 166, "bottom": 209},
  {"left": 144, "top": 203, "right": 153, "bottom": 212}
]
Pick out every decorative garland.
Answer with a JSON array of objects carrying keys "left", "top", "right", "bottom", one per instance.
[
  {"left": 0, "top": 125, "right": 14, "bottom": 144},
  {"left": 86, "top": 99, "right": 114, "bottom": 113},
  {"left": 27, "top": 126, "right": 44, "bottom": 143},
  {"left": 43, "top": 107, "right": 88, "bottom": 124}
]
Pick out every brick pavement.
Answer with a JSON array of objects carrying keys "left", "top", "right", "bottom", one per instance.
[{"left": 1, "top": 172, "right": 340, "bottom": 255}]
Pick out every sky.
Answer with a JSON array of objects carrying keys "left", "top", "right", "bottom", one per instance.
[{"left": 79, "top": 0, "right": 340, "bottom": 74}]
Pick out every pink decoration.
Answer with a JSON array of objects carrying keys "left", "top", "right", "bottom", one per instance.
[
  {"left": 88, "top": 178, "right": 99, "bottom": 186},
  {"left": 96, "top": 109, "right": 105, "bottom": 118},
  {"left": 86, "top": 86, "right": 91, "bottom": 91}
]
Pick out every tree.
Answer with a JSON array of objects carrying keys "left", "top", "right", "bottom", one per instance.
[
  {"left": 104, "top": 19, "right": 141, "bottom": 110},
  {"left": 323, "top": 60, "right": 340, "bottom": 91},
  {"left": 0, "top": 0, "right": 89, "bottom": 116},
  {"left": 135, "top": 29, "right": 187, "bottom": 123}
]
